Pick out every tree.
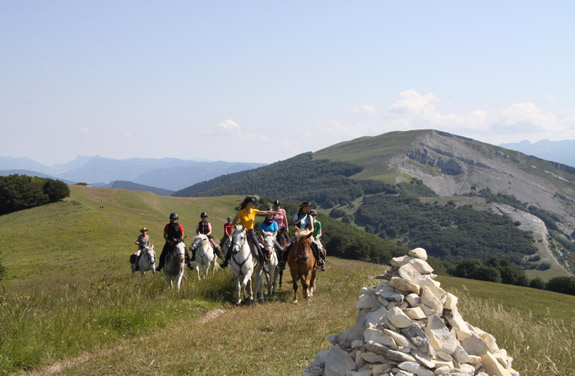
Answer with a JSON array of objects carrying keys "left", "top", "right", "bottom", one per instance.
[{"left": 546, "top": 276, "right": 575, "bottom": 295}]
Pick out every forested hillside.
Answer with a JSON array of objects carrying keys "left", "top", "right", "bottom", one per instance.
[
  {"left": 174, "top": 130, "right": 575, "bottom": 277},
  {"left": 173, "top": 153, "right": 398, "bottom": 206}
]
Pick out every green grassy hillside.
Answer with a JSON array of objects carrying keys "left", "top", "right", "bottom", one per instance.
[
  {"left": 1, "top": 187, "right": 574, "bottom": 375},
  {"left": 0, "top": 185, "right": 242, "bottom": 286}
]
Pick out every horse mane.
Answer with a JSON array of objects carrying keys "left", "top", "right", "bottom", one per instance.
[{"left": 295, "top": 229, "right": 313, "bottom": 240}]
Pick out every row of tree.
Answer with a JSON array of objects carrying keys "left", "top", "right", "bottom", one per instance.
[
  {"left": 448, "top": 257, "right": 575, "bottom": 296},
  {"left": 0, "top": 174, "right": 70, "bottom": 215}
]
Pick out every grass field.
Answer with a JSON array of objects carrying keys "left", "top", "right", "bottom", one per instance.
[{"left": 1, "top": 186, "right": 574, "bottom": 375}]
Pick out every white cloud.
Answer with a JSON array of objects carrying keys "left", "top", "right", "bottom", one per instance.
[
  {"left": 301, "top": 90, "right": 575, "bottom": 153},
  {"left": 351, "top": 105, "right": 377, "bottom": 115},
  {"left": 216, "top": 119, "right": 241, "bottom": 132}
]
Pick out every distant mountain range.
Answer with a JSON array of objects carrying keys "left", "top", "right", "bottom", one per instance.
[
  {"left": 500, "top": 139, "right": 575, "bottom": 168},
  {"left": 0, "top": 156, "right": 265, "bottom": 192}
]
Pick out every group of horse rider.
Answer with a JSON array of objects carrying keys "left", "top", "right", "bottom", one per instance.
[{"left": 133, "top": 197, "right": 327, "bottom": 273}]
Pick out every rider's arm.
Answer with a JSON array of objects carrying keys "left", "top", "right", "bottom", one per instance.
[{"left": 207, "top": 223, "right": 212, "bottom": 236}]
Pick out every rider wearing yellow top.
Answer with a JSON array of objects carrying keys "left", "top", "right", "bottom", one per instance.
[{"left": 220, "top": 196, "right": 278, "bottom": 273}]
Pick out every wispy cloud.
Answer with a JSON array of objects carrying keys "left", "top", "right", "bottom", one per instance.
[{"left": 351, "top": 105, "right": 377, "bottom": 115}]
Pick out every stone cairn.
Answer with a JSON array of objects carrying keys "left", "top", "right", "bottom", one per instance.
[{"left": 304, "top": 247, "right": 519, "bottom": 376}]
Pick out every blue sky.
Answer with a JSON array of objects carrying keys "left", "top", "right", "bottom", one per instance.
[{"left": 1, "top": 1, "right": 574, "bottom": 165}]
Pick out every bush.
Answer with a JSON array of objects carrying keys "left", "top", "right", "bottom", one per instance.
[
  {"left": 529, "top": 277, "right": 546, "bottom": 289},
  {"left": 546, "top": 276, "right": 575, "bottom": 295}
]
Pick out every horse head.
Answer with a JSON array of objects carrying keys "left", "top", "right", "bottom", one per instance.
[
  {"left": 144, "top": 245, "right": 156, "bottom": 264},
  {"left": 190, "top": 234, "right": 208, "bottom": 251},
  {"left": 231, "top": 227, "right": 246, "bottom": 255},
  {"left": 294, "top": 229, "right": 313, "bottom": 262}
]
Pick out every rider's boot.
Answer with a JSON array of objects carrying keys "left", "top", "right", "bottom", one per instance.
[
  {"left": 260, "top": 258, "right": 270, "bottom": 274},
  {"left": 220, "top": 247, "right": 232, "bottom": 268},
  {"left": 320, "top": 258, "right": 326, "bottom": 271}
]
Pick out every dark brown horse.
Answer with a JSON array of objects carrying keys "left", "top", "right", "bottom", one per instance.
[{"left": 287, "top": 228, "right": 318, "bottom": 304}]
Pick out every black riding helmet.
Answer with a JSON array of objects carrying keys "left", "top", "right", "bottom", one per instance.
[
  {"left": 169, "top": 213, "right": 179, "bottom": 220},
  {"left": 274, "top": 199, "right": 281, "bottom": 206},
  {"left": 201, "top": 212, "right": 208, "bottom": 218}
]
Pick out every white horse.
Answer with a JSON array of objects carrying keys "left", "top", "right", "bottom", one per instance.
[
  {"left": 164, "top": 241, "right": 186, "bottom": 291},
  {"left": 190, "top": 234, "right": 218, "bottom": 279},
  {"left": 255, "top": 231, "right": 279, "bottom": 300},
  {"left": 131, "top": 245, "right": 156, "bottom": 277},
  {"left": 230, "top": 227, "right": 255, "bottom": 306}
]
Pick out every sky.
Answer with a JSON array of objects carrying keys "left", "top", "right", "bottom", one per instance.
[{"left": 1, "top": 1, "right": 574, "bottom": 166}]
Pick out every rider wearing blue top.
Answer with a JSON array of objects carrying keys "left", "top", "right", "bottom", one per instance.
[{"left": 259, "top": 215, "right": 279, "bottom": 238}]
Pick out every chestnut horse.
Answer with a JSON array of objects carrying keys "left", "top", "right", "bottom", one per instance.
[{"left": 287, "top": 228, "right": 318, "bottom": 304}]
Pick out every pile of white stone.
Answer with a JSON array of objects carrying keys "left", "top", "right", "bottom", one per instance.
[{"left": 304, "top": 247, "right": 519, "bottom": 376}]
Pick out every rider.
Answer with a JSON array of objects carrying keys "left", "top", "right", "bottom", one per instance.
[
  {"left": 219, "top": 216, "right": 234, "bottom": 252},
  {"left": 281, "top": 201, "right": 315, "bottom": 267},
  {"left": 272, "top": 199, "right": 289, "bottom": 246},
  {"left": 132, "top": 227, "right": 150, "bottom": 270},
  {"left": 192, "top": 212, "right": 224, "bottom": 259},
  {"left": 259, "top": 210, "right": 285, "bottom": 262},
  {"left": 219, "top": 196, "right": 278, "bottom": 273},
  {"left": 310, "top": 209, "right": 326, "bottom": 271},
  {"left": 156, "top": 213, "right": 191, "bottom": 271}
]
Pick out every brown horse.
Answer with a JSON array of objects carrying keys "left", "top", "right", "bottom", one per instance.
[{"left": 287, "top": 228, "right": 318, "bottom": 304}]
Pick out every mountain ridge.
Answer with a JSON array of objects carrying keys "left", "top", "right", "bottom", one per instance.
[{"left": 174, "top": 129, "right": 575, "bottom": 276}]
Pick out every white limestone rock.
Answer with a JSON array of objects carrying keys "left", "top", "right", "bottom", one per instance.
[
  {"left": 387, "top": 306, "right": 415, "bottom": 329},
  {"left": 406, "top": 293, "right": 421, "bottom": 307},
  {"left": 356, "top": 292, "right": 380, "bottom": 309},
  {"left": 375, "top": 281, "right": 404, "bottom": 302},
  {"left": 391, "top": 255, "right": 414, "bottom": 267},
  {"left": 425, "top": 315, "right": 459, "bottom": 355},
  {"left": 411, "top": 350, "right": 436, "bottom": 369},
  {"left": 398, "top": 361, "right": 435, "bottom": 376},
  {"left": 324, "top": 345, "right": 356, "bottom": 376},
  {"left": 421, "top": 287, "right": 444, "bottom": 316},
  {"left": 364, "top": 341, "right": 416, "bottom": 362},
  {"left": 404, "top": 307, "right": 427, "bottom": 320},
  {"left": 462, "top": 332, "right": 489, "bottom": 356},
  {"left": 329, "top": 323, "right": 365, "bottom": 349},
  {"left": 384, "top": 328, "right": 411, "bottom": 348},
  {"left": 481, "top": 352, "right": 512, "bottom": 376},
  {"left": 390, "top": 276, "right": 421, "bottom": 294},
  {"left": 410, "top": 258, "right": 435, "bottom": 275},
  {"left": 443, "top": 293, "right": 457, "bottom": 310},
  {"left": 408, "top": 247, "right": 428, "bottom": 260},
  {"left": 366, "top": 306, "right": 388, "bottom": 326},
  {"left": 364, "top": 326, "right": 397, "bottom": 349}
]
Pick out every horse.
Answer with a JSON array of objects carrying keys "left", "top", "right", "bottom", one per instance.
[
  {"left": 287, "top": 228, "right": 318, "bottom": 304},
  {"left": 164, "top": 240, "right": 186, "bottom": 291},
  {"left": 255, "top": 231, "right": 279, "bottom": 300},
  {"left": 230, "top": 227, "right": 255, "bottom": 306},
  {"left": 131, "top": 245, "right": 156, "bottom": 277},
  {"left": 190, "top": 234, "right": 218, "bottom": 279}
]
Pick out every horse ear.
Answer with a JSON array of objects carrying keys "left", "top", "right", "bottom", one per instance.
[
  {"left": 294, "top": 227, "right": 301, "bottom": 233},
  {"left": 305, "top": 232, "right": 313, "bottom": 239}
]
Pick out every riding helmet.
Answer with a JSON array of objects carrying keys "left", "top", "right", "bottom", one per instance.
[
  {"left": 169, "top": 212, "right": 179, "bottom": 220},
  {"left": 201, "top": 212, "right": 208, "bottom": 218},
  {"left": 274, "top": 199, "right": 281, "bottom": 206}
]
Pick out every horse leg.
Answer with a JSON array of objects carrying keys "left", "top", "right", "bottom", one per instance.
[
  {"left": 235, "top": 277, "right": 242, "bottom": 306},
  {"left": 291, "top": 270, "right": 299, "bottom": 304},
  {"left": 195, "top": 263, "right": 201, "bottom": 280}
]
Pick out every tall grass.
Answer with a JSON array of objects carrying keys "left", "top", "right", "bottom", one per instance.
[
  {"left": 0, "top": 271, "right": 234, "bottom": 375},
  {"left": 3, "top": 259, "right": 575, "bottom": 375}
]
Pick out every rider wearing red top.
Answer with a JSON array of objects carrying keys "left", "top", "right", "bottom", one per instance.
[{"left": 156, "top": 213, "right": 190, "bottom": 271}]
